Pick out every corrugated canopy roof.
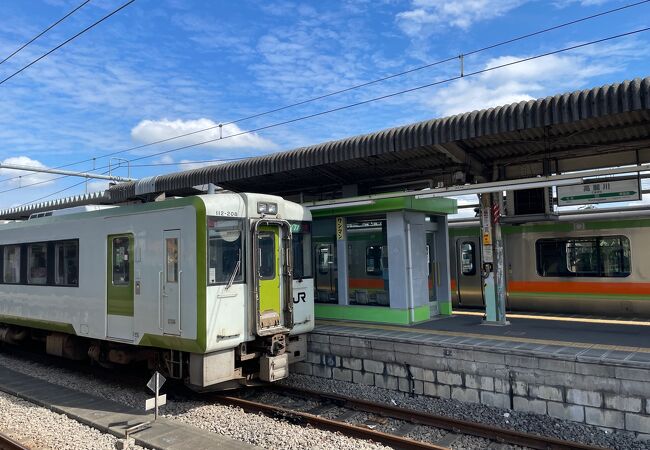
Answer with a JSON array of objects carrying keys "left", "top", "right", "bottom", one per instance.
[{"left": 107, "top": 76, "right": 649, "bottom": 203}]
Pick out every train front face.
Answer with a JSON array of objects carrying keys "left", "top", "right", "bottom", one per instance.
[
  {"left": 198, "top": 193, "right": 313, "bottom": 389},
  {"left": 246, "top": 194, "right": 314, "bottom": 383}
]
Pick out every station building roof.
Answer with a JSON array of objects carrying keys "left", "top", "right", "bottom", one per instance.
[{"left": 105, "top": 76, "right": 650, "bottom": 203}]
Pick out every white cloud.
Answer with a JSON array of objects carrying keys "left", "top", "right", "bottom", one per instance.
[
  {"left": 553, "top": 0, "right": 612, "bottom": 7},
  {"left": 429, "top": 51, "right": 618, "bottom": 116},
  {"left": 396, "top": 0, "right": 525, "bottom": 36},
  {"left": 0, "top": 156, "right": 58, "bottom": 188},
  {"left": 130, "top": 118, "right": 278, "bottom": 151}
]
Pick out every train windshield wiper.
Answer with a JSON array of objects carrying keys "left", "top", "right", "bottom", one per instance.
[{"left": 226, "top": 250, "right": 241, "bottom": 290}]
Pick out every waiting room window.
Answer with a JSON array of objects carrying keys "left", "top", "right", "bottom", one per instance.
[
  {"left": 3, "top": 245, "right": 21, "bottom": 284},
  {"left": 366, "top": 245, "right": 383, "bottom": 275},
  {"left": 27, "top": 243, "right": 48, "bottom": 285}
]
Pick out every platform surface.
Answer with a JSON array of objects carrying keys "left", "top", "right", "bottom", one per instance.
[
  {"left": 0, "top": 365, "right": 257, "bottom": 450},
  {"left": 316, "top": 312, "right": 650, "bottom": 367}
]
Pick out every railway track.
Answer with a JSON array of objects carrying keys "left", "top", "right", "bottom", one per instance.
[
  {"left": 213, "top": 385, "right": 606, "bottom": 450},
  {"left": 0, "top": 432, "right": 30, "bottom": 450}
]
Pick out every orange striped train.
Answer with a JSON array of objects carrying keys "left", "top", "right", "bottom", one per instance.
[{"left": 449, "top": 210, "right": 650, "bottom": 318}]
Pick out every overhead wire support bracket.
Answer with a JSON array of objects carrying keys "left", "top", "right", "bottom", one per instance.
[
  {"left": 459, "top": 54, "right": 464, "bottom": 77},
  {"left": 0, "top": 163, "right": 136, "bottom": 182}
]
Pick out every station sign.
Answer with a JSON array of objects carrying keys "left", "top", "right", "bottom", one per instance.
[
  {"left": 557, "top": 178, "right": 641, "bottom": 206},
  {"left": 336, "top": 217, "right": 346, "bottom": 241}
]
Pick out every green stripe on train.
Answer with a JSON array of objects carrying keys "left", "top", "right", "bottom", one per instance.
[
  {"left": 315, "top": 303, "right": 430, "bottom": 325},
  {"left": 451, "top": 218, "right": 650, "bottom": 237},
  {"left": 0, "top": 314, "right": 75, "bottom": 334}
]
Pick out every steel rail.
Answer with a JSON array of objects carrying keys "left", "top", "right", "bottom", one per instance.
[
  {"left": 269, "top": 385, "right": 608, "bottom": 450},
  {"left": 0, "top": 432, "right": 30, "bottom": 450},
  {"left": 213, "top": 394, "right": 449, "bottom": 450}
]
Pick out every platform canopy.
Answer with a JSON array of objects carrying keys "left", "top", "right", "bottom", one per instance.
[
  {"left": 105, "top": 77, "right": 649, "bottom": 203},
  {"left": 2, "top": 77, "right": 649, "bottom": 220}
]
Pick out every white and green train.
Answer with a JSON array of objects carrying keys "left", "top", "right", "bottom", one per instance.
[{"left": 0, "top": 193, "right": 313, "bottom": 390}]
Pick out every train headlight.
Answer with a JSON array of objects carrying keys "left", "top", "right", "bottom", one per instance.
[{"left": 257, "top": 202, "right": 277, "bottom": 215}]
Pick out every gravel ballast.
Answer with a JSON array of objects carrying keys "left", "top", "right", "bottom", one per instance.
[
  {"left": 0, "top": 351, "right": 389, "bottom": 450},
  {"left": 0, "top": 390, "right": 145, "bottom": 450},
  {"left": 1, "top": 348, "right": 646, "bottom": 450}
]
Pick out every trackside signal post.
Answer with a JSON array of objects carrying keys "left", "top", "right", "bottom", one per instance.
[{"left": 479, "top": 193, "right": 508, "bottom": 325}]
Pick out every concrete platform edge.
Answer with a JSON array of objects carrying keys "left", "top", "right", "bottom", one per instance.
[{"left": 0, "top": 365, "right": 257, "bottom": 450}]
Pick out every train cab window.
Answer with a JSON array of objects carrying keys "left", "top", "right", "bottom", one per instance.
[
  {"left": 536, "top": 236, "right": 630, "bottom": 277},
  {"left": 54, "top": 240, "right": 79, "bottom": 286},
  {"left": 112, "top": 237, "right": 130, "bottom": 285},
  {"left": 3, "top": 245, "right": 21, "bottom": 284},
  {"left": 460, "top": 242, "right": 476, "bottom": 276},
  {"left": 366, "top": 245, "right": 383, "bottom": 275},
  {"left": 258, "top": 233, "right": 276, "bottom": 280},
  {"left": 208, "top": 218, "right": 243, "bottom": 285},
  {"left": 291, "top": 222, "right": 312, "bottom": 280},
  {"left": 27, "top": 243, "right": 48, "bottom": 285}
]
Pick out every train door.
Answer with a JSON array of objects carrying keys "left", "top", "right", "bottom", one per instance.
[
  {"left": 106, "top": 234, "right": 134, "bottom": 341},
  {"left": 455, "top": 237, "right": 484, "bottom": 307},
  {"left": 314, "top": 243, "right": 337, "bottom": 303},
  {"left": 162, "top": 230, "right": 181, "bottom": 336},
  {"left": 253, "top": 221, "right": 293, "bottom": 336}
]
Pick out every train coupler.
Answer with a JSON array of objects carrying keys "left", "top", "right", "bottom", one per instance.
[{"left": 259, "top": 352, "right": 289, "bottom": 382}]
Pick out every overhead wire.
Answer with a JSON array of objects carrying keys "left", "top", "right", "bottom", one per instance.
[
  {"left": 0, "top": 0, "right": 647, "bottom": 186},
  {"left": 16, "top": 25, "right": 650, "bottom": 208},
  {"left": 0, "top": 0, "right": 92, "bottom": 66},
  {"left": 16, "top": 170, "right": 112, "bottom": 207},
  {"left": 96, "top": 0, "right": 650, "bottom": 156},
  {"left": 0, "top": 0, "right": 136, "bottom": 86},
  {"left": 121, "top": 27, "right": 650, "bottom": 164}
]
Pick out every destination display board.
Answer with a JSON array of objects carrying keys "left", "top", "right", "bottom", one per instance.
[{"left": 557, "top": 178, "right": 641, "bottom": 206}]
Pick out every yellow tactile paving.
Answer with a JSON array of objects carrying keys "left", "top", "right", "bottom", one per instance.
[{"left": 454, "top": 310, "right": 650, "bottom": 327}]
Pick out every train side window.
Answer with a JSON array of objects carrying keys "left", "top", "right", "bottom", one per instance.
[
  {"left": 54, "top": 240, "right": 79, "bottom": 286},
  {"left": 208, "top": 218, "right": 244, "bottom": 285},
  {"left": 366, "top": 245, "right": 382, "bottom": 275},
  {"left": 3, "top": 245, "right": 21, "bottom": 284},
  {"left": 112, "top": 237, "right": 130, "bottom": 285},
  {"left": 165, "top": 238, "right": 178, "bottom": 283},
  {"left": 460, "top": 242, "right": 476, "bottom": 276},
  {"left": 600, "top": 236, "right": 631, "bottom": 277},
  {"left": 291, "top": 222, "right": 313, "bottom": 280},
  {"left": 27, "top": 243, "right": 48, "bottom": 285},
  {"left": 536, "top": 236, "right": 630, "bottom": 277}
]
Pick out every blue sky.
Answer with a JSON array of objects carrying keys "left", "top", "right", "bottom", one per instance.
[{"left": 0, "top": 0, "right": 648, "bottom": 209}]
